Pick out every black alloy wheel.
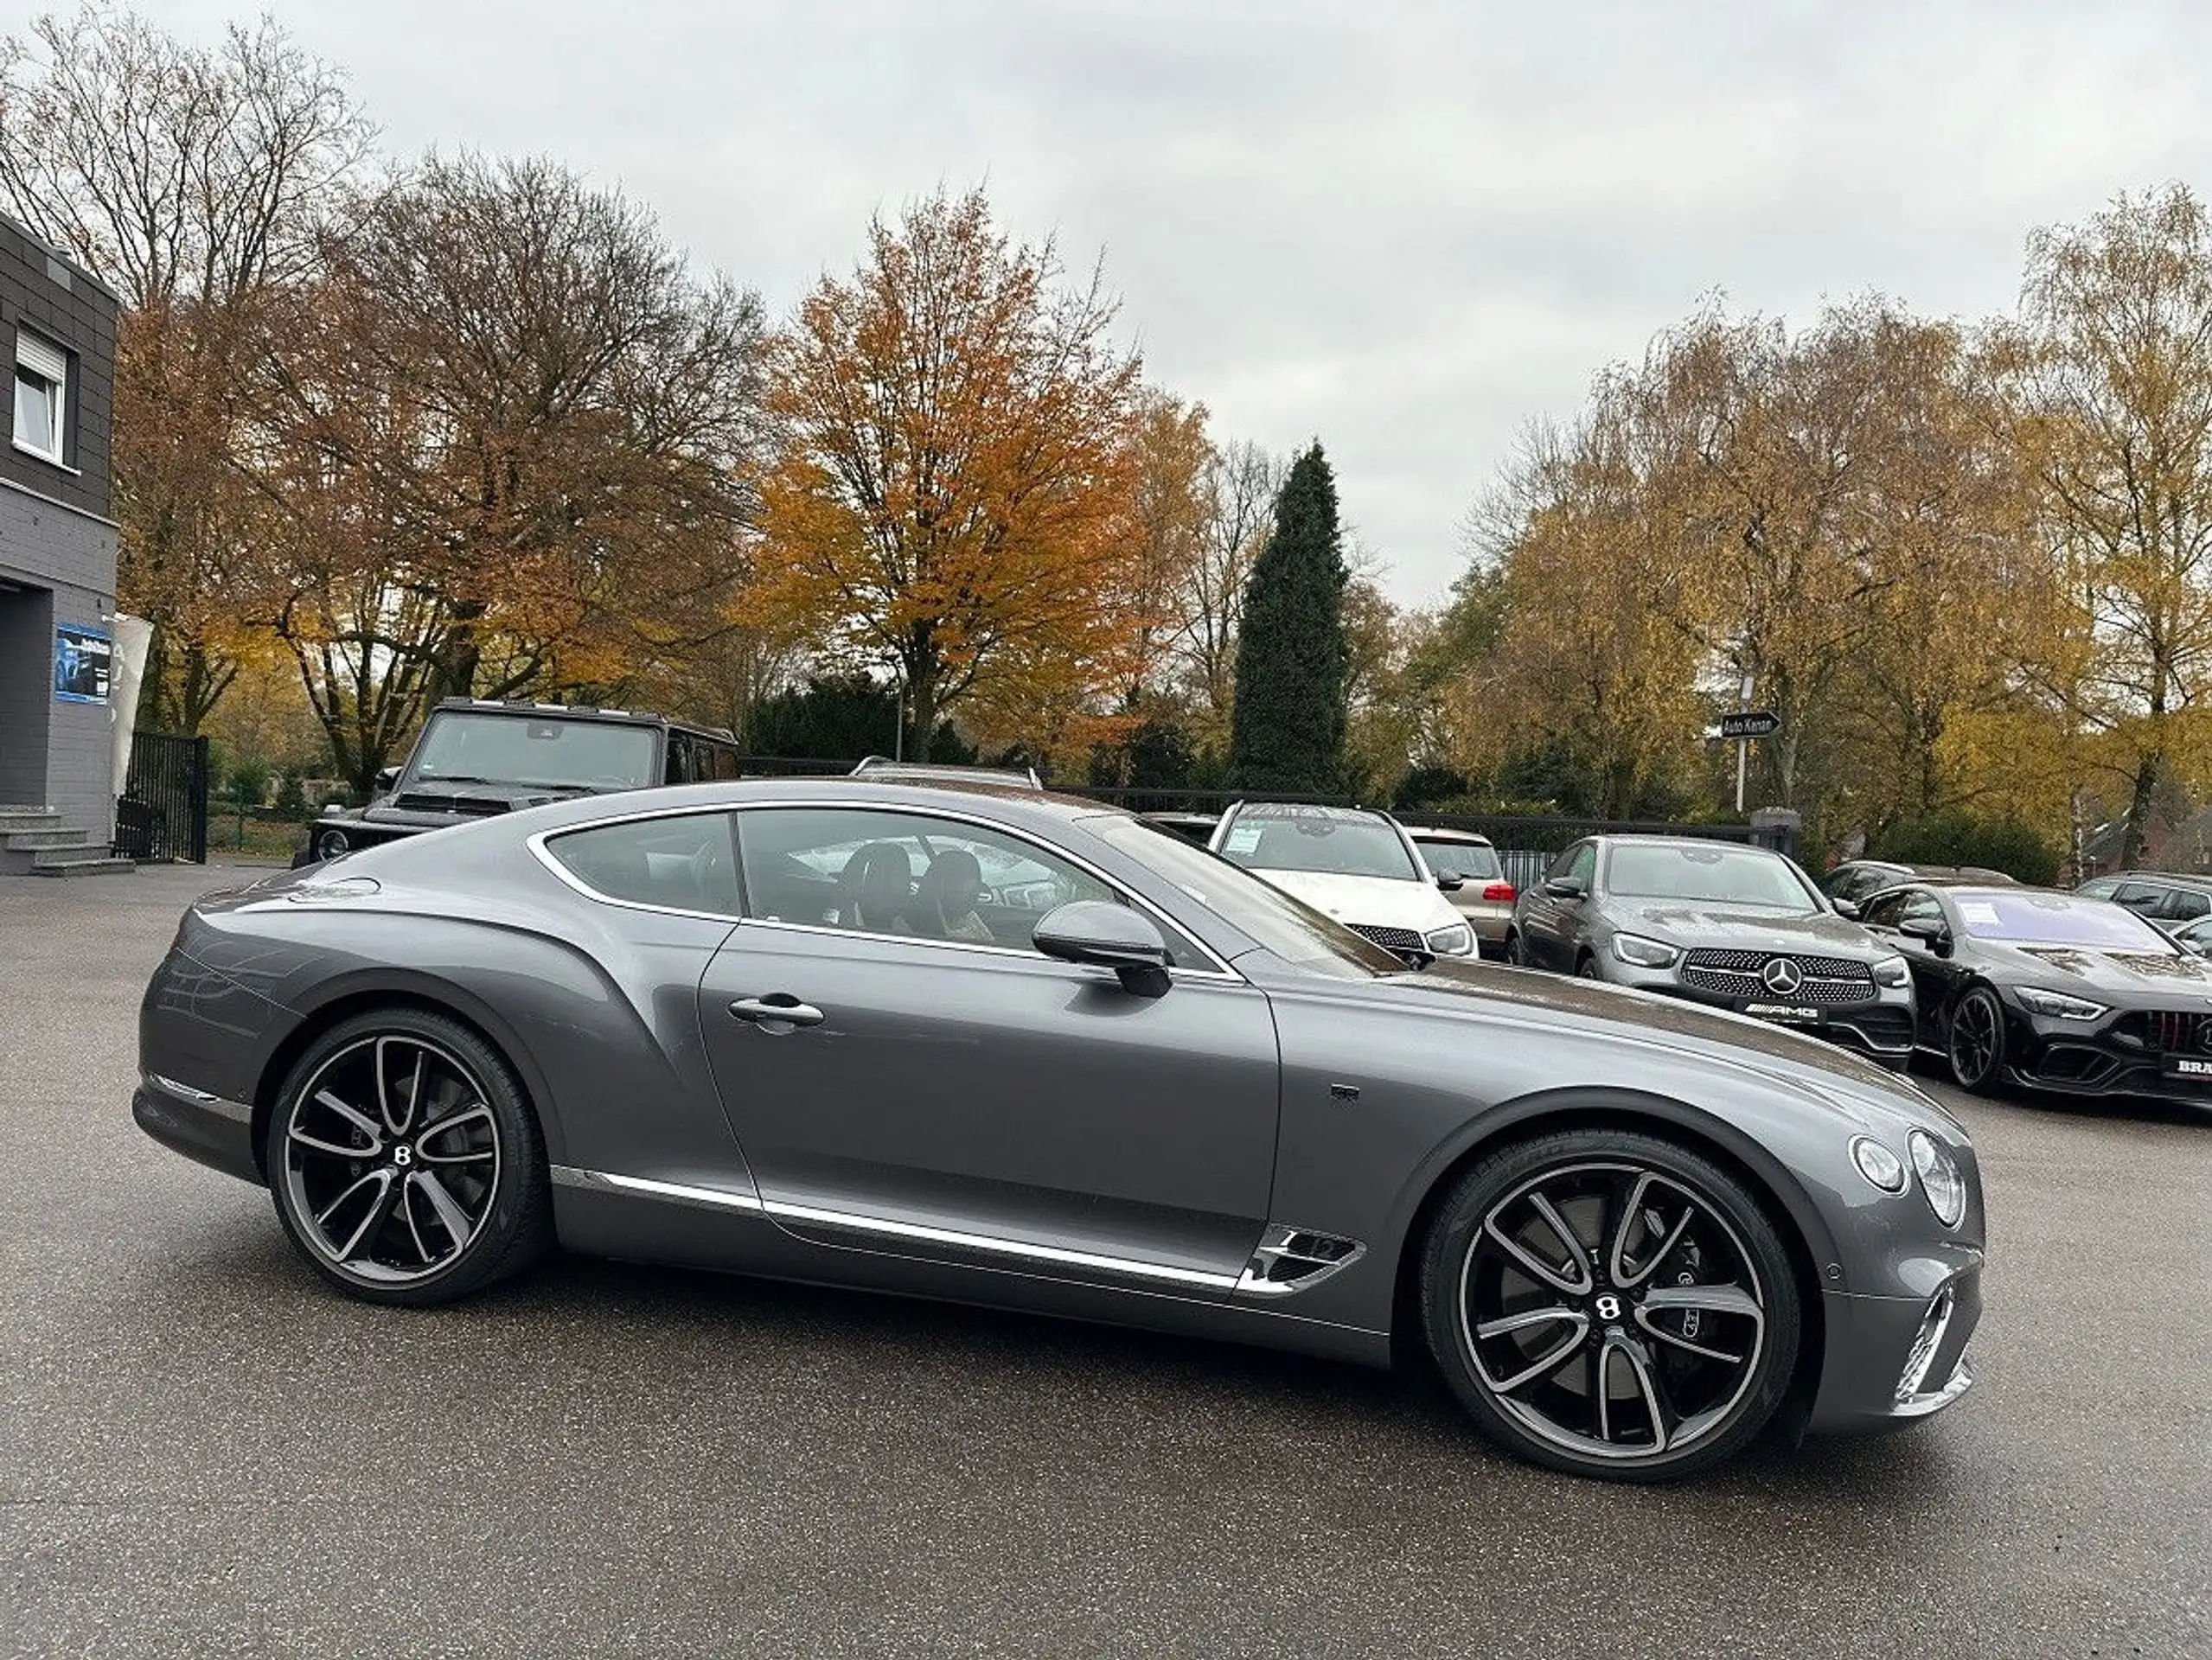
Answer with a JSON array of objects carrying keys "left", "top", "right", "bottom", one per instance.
[
  {"left": 266, "top": 1009, "right": 552, "bottom": 1305},
  {"left": 1946, "top": 986, "right": 2006, "bottom": 1095},
  {"left": 1419, "top": 1128, "right": 1800, "bottom": 1481}
]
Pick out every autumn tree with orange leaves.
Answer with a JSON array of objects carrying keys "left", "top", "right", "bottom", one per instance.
[{"left": 751, "top": 188, "right": 1148, "bottom": 762}]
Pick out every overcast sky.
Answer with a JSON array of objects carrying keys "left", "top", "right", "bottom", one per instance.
[{"left": 133, "top": 0, "right": 2212, "bottom": 603}]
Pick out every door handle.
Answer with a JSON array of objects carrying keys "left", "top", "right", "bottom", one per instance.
[{"left": 729, "top": 994, "right": 826, "bottom": 1029}]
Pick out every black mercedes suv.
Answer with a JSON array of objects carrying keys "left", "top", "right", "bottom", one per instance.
[{"left": 294, "top": 699, "right": 740, "bottom": 866}]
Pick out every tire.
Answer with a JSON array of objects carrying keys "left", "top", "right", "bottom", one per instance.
[
  {"left": 1946, "top": 986, "right": 2006, "bottom": 1095},
  {"left": 1505, "top": 929, "right": 1527, "bottom": 967},
  {"left": 1418, "top": 1127, "right": 1802, "bottom": 1482},
  {"left": 1576, "top": 954, "right": 1604, "bottom": 980},
  {"left": 265, "top": 1007, "right": 553, "bottom": 1306}
]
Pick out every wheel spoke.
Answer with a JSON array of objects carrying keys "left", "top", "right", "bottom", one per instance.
[
  {"left": 1476, "top": 1306, "right": 1582, "bottom": 1340},
  {"left": 402, "top": 1178, "right": 438, "bottom": 1265},
  {"left": 1608, "top": 1172, "right": 1694, "bottom": 1288},
  {"left": 289, "top": 1125, "right": 374, "bottom": 1159},
  {"left": 1485, "top": 1316, "right": 1591, "bottom": 1392},
  {"left": 415, "top": 1102, "right": 494, "bottom": 1162},
  {"left": 1641, "top": 1283, "right": 1763, "bottom": 1322},
  {"left": 1484, "top": 1213, "right": 1589, "bottom": 1296},
  {"left": 410, "top": 1169, "right": 475, "bottom": 1248},
  {"left": 1634, "top": 1312, "right": 1745, "bottom": 1364},
  {"left": 317, "top": 1169, "right": 398, "bottom": 1261},
  {"left": 1527, "top": 1193, "right": 1594, "bottom": 1289},
  {"left": 1618, "top": 1338, "right": 1672, "bottom": 1452},
  {"left": 311, "top": 1089, "right": 383, "bottom": 1150}
]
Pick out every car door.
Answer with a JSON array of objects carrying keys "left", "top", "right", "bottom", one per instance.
[
  {"left": 695, "top": 803, "right": 1282, "bottom": 1294},
  {"left": 1867, "top": 886, "right": 1960, "bottom": 1031},
  {"left": 1525, "top": 841, "right": 1596, "bottom": 971}
]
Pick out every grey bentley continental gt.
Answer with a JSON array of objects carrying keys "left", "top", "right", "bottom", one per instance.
[{"left": 133, "top": 779, "right": 1983, "bottom": 1481}]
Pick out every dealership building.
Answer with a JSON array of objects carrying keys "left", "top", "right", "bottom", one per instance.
[{"left": 0, "top": 208, "right": 124, "bottom": 874}]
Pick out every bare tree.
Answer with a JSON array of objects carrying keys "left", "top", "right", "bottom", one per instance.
[
  {"left": 0, "top": 5, "right": 373, "bottom": 730},
  {"left": 1175, "top": 438, "right": 1279, "bottom": 749}
]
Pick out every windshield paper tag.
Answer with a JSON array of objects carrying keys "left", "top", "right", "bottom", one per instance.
[
  {"left": 1223, "top": 827, "right": 1263, "bottom": 855},
  {"left": 1959, "top": 903, "right": 2000, "bottom": 926}
]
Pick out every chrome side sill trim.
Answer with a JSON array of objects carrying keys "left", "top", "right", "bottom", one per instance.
[
  {"left": 765, "top": 1197, "right": 1238, "bottom": 1290},
  {"left": 144, "top": 1074, "right": 252, "bottom": 1122},
  {"left": 552, "top": 1164, "right": 1237, "bottom": 1290},
  {"left": 552, "top": 1165, "right": 764, "bottom": 1212}
]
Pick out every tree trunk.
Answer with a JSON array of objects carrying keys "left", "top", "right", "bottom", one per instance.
[{"left": 2121, "top": 750, "right": 2162, "bottom": 869}]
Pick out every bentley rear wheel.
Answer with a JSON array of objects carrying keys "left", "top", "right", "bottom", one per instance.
[
  {"left": 1419, "top": 1128, "right": 1800, "bottom": 1481},
  {"left": 266, "top": 1009, "right": 552, "bottom": 1306}
]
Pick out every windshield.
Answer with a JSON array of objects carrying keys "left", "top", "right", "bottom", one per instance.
[
  {"left": 1415, "top": 838, "right": 1501, "bottom": 881},
  {"left": 1091, "top": 818, "right": 1404, "bottom": 978},
  {"left": 1604, "top": 843, "right": 1820, "bottom": 913},
  {"left": 1954, "top": 891, "right": 2177, "bottom": 949},
  {"left": 405, "top": 712, "right": 658, "bottom": 791},
  {"left": 1218, "top": 808, "right": 1419, "bottom": 881}
]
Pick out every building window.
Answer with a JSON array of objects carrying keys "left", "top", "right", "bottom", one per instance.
[{"left": 13, "top": 329, "right": 67, "bottom": 466}]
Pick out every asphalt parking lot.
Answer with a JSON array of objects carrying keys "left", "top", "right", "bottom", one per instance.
[{"left": 3, "top": 865, "right": 2209, "bottom": 1659}]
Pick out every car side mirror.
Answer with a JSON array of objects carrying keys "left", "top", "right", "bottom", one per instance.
[
  {"left": 1544, "top": 878, "right": 1586, "bottom": 901},
  {"left": 1899, "top": 916, "right": 1953, "bottom": 956},
  {"left": 1033, "top": 901, "right": 1173, "bottom": 998},
  {"left": 1832, "top": 897, "right": 1862, "bottom": 920},
  {"left": 374, "top": 766, "right": 400, "bottom": 793},
  {"left": 1435, "top": 873, "right": 1466, "bottom": 892}
]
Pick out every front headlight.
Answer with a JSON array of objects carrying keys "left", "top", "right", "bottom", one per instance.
[
  {"left": 1908, "top": 1129, "right": 1966, "bottom": 1227},
  {"left": 1851, "top": 1135, "right": 1908, "bottom": 1193},
  {"left": 1870, "top": 954, "right": 1911, "bottom": 989},
  {"left": 1422, "top": 922, "right": 1474, "bottom": 956},
  {"left": 313, "top": 826, "right": 352, "bottom": 861},
  {"left": 1611, "top": 933, "right": 1681, "bottom": 969},
  {"left": 2013, "top": 986, "right": 2108, "bottom": 1021}
]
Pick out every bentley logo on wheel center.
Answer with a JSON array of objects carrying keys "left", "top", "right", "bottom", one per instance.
[{"left": 1761, "top": 957, "right": 1803, "bottom": 995}]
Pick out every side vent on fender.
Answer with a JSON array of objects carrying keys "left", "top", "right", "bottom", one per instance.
[{"left": 1236, "top": 1225, "right": 1367, "bottom": 1297}]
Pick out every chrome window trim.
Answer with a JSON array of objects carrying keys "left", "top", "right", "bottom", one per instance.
[
  {"left": 552, "top": 1164, "right": 1239, "bottom": 1290},
  {"left": 524, "top": 798, "right": 1243, "bottom": 980}
]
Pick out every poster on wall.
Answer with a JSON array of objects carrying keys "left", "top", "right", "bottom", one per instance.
[{"left": 54, "top": 622, "right": 112, "bottom": 704}]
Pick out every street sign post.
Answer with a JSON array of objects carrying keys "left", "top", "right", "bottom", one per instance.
[
  {"left": 1720, "top": 711, "right": 1781, "bottom": 739},
  {"left": 1722, "top": 707, "right": 1782, "bottom": 812}
]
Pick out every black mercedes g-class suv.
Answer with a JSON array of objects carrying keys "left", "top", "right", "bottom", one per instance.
[{"left": 294, "top": 699, "right": 740, "bottom": 866}]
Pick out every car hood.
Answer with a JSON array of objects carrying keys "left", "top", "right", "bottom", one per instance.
[
  {"left": 1994, "top": 942, "right": 2212, "bottom": 999},
  {"left": 1250, "top": 869, "right": 1461, "bottom": 933},
  {"left": 1308, "top": 957, "right": 1959, "bottom": 1136},
  {"left": 323, "top": 783, "right": 592, "bottom": 829},
  {"left": 1609, "top": 903, "right": 1883, "bottom": 958}
]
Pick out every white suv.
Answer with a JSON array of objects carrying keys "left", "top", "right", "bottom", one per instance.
[{"left": 1209, "top": 801, "right": 1475, "bottom": 962}]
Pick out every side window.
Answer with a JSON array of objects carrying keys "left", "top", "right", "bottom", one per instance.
[
  {"left": 2165, "top": 888, "right": 2211, "bottom": 923},
  {"left": 734, "top": 806, "right": 1207, "bottom": 967},
  {"left": 545, "top": 812, "right": 740, "bottom": 915},
  {"left": 2113, "top": 882, "right": 2164, "bottom": 917},
  {"left": 1896, "top": 890, "right": 1944, "bottom": 930},
  {"left": 1863, "top": 889, "right": 1917, "bottom": 930},
  {"left": 1566, "top": 843, "right": 1596, "bottom": 889},
  {"left": 1544, "top": 844, "right": 1582, "bottom": 882},
  {"left": 663, "top": 734, "right": 694, "bottom": 785},
  {"left": 2075, "top": 877, "right": 2119, "bottom": 899},
  {"left": 707, "top": 742, "right": 741, "bottom": 781}
]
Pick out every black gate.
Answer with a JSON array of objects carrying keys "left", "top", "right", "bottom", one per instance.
[{"left": 116, "top": 731, "right": 209, "bottom": 864}]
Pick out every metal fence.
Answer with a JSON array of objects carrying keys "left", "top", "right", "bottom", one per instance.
[
  {"left": 726, "top": 757, "right": 1757, "bottom": 887},
  {"left": 1390, "top": 812, "right": 1755, "bottom": 892},
  {"left": 116, "top": 731, "right": 209, "bottom": 864}
]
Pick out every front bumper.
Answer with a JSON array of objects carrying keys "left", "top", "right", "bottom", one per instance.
[
  {"left": 132, "top": 1076, "right": 262, "bottom": 1185},
  {"left": 1606, "top": 961, "right": 1915, "bottom": 1059},
  {"left": 1808, "top": 1256, "right": 1982, "bottom": 1433},
  {"left": 2002, "top": 1005, "right": 2212, "bottom": 1102}
]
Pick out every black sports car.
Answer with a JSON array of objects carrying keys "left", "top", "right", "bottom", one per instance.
[{"left": 1859, "top": 881, "right": 2212, "bottom": 1101}]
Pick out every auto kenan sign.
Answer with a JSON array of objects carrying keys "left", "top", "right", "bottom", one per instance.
[{"left": 1719, "top": 710, "right": 1780, "bottom": 739}]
